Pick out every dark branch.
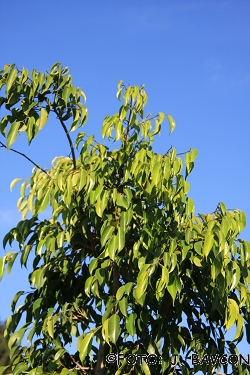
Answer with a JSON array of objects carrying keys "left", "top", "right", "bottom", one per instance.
[
  {"left": 0, "top": 142, "right": 49, "bottom": 176},
  {"left": 52, "top": 104, "right": 77, "bottom": 170}
]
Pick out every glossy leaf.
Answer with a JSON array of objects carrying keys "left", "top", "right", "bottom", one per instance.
[
  {"left": 79, "top": 331, "right": 96, "bottom": 363},
  {"left": 6, "top": 121, "right": 20, "bottom": 148},
  {"left": 117, "top": 226, "right": 125, "bottom": 251},
  {"left": 135, "top": 271, "right": 148, "bottom": 299},
  {"left": 6, "top": 68, "right": 17, "bottom": 95},
  {"left": 126, "top": 313, "right": 137, "bottom": 337},
  {"left": 36, "top": 188, "right": 50, "bottom": 214},
  {"left": 101, "top": 226, "right": 114, "bottom": 247},
  {"left": 109, "top": 314, "right": 120, "bottom": 344},
  {"left": 203, "top": 233, "right": 214, "bottom": 258}
]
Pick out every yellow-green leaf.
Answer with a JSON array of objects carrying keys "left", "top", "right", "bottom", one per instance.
[
  {"left": 36, "top": 188, "right": 50, "bottom": 214},
  {"left": 79, "top": 331, "right": 95, "bottom": 363},
  {"left": 102, "top": 318, "right": 110, "bottom": 346},
  {"left": 225, "top": 298, "right": 239, "bottom": 330},
  {"left": 6, "top": 121, "right": 20, "bottom": 149},
  {"left": 152, "top": 162, "right": 161, "bottom": 185},
  {"left": 6, "top": 68, "right": 17, "bottom": 95},
  {"left": 167, "top": 114, "right": 176, "bottom": 134},
  {"left": 101, "top": 226, "right": 115, "bottom": 247},
  {"left": 117, "top": 227, "right": 125, "bottom": 251},
  {"left": 108, "top": 235, "right": 118, "bottom": 260},
  {"left": 47, "top": 317, "right": 54, "bottom": 339},
  {"left": 203, "top": 233, "right": 214, "bottom": 258},
  {"left": 10, "top": 178, "right": 22, "bottom": 192},
  {"left": 38, "top": 108, "right": 48, "bottom": 130}
]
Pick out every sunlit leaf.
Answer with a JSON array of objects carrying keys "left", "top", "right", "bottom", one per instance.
[{"left": 109, "top": 314, "right": 120, "bottom": 344}]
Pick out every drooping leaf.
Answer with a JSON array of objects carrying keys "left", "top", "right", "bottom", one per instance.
[
  {"left": 167, "top": 114, "right": 176, "bottom": 134},
  {"left": 6, "top": 121, "right": 20, "bottom": 148},
  {"left": 225, "top": 298, "right": 239, "bottom": 330},
  {"left": 109, "top": 314, "right": 120, "bottom": 344},
  {"left": 126, "top": 313, "right": 137, "bottom": 337},
  {"left": 38, "top": 107, "right": 48, "bottom": 130},
  {"left": 203, "top": 233, "right": 214, "bottom": 258}
]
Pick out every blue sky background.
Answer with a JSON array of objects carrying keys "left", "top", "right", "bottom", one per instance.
[{"left": 0, "top": 0, "right": 249, "bottom": 373}]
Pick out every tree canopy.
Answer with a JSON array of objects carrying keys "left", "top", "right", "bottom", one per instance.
[{"left": 0, "top": 63, "right": 249, "bottom": 375}]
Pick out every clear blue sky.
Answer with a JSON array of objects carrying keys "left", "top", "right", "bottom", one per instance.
[{"left": 0, "top": 0, "right": 249, "bottom": 372}]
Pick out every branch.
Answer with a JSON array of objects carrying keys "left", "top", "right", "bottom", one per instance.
[
  {"left": 69, "top": 354, "right": 91, "bottom": 374},
  {"left": 94, "top": 335, "right": 105, "bottom": 375},
  {"left": 52, "top": 104, "right": 77, "bottom": 170},
  {"left": 0, "top": 142, "right": 49, "bottom": 176}
]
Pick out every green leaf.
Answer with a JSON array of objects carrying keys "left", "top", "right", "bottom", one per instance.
[
  {"left": 79, "top": 331, "right": 96, "bottom": 362},
  {"left": 152, "top": 162, "right": 161, "bottom": 185},
  {"left": 119, "top": 296, "right": 128, "bottom": 317},
  {"left": 203, "top": 233, "right": 214, "bottom": 258},
  {"left": 141, "top": 360, "right": 151, "bottom": 375},
  {"left": 136, "top": 271, "right": 148, "bottom": 299},
  {"left": 126, "top": 313, "right": 137, "bottom": 337},
  {"left": 117, "top": 226, "right": 125, "bottom": 251},
  {"left": 57, "top": 231, "right": 65, "bottom": 248},
  {"left": 47, "top": 317, "right": 54, "bottom": 339},
  {"left": 167, "top": 273, "right": 181, "bottom": 303},
  {"left": 0, "top": 366, "right": 11, "bottom": 375},
  {"left": 238, "top": 210, "right": 247, "bottom": 231},
  {"left": 7, "top": 252, "right": 18, "bottom": 275},
  {"left": 0, "top": 256, "right": 5, "bottom": 281},
  {"left": 6, "top": 121, "right": 20, "bottom": 148},
  {"left": 102, "top": 318, "right": 110, "bottom": 345},
  {"left": 234, "top": 314, "right": 244, "bottom": 341},
  {"left": 30, "top": 268, "right": 44, "bottom": 289},
  {"left": 36, "top": 187, "right": 50, "bottom": 214},
  {"left": 6, "top": 68, "right": 17, "bottom": 95},
  {"left": 20, "top": 245, "right": 33, "bottom": 268},
  {"left": 10, "top": 178, "right": 22, "bottom": 191},
  {"left": 225, "top": 298, "right": 239, "bottom": 330},
  {"left": 116, "top": 193, "right": 129, "bottom": 209},
  {"left": 79, "top": 168, "right": 87, "bottom": 191},
  {"left": 161, "top": 266, "right": 169, "bottom": 286},
  {"left": 186, "top": 197, "right": 194, "bottom": 217},
  {"left": 101, "top": 226, "right": 115, "bottom": 247},
  {"left": 190, "top": 148, "right": 198, "bottom": 162},
  {"left": 167, "top": 114, "right": 176, "bottom": 134},
  {"left": 116, "top": 285, "right": 125, "bottom": 301},
  {"left": 38, "top": 107, "right": 48, "bottom": 130},
  {"left": 108, "top": 235, "right": 118, "bottom": 260},
  {"left": 109, "top": 314, "right": 120, "bottom": 344}
]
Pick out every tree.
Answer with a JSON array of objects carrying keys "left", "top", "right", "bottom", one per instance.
[{"left": 0, "top": 62, "right": 249, "bottom": 375}]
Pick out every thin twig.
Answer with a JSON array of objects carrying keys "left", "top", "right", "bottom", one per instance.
[
  {"left": 52, "top": 104, "right": 77, "bottom": 170},
  {"left": 69, "top": 354, "right": 90, "bottom": 373},
  {"left": 0, "top": 142, "right": 49, "bottom": 176}
]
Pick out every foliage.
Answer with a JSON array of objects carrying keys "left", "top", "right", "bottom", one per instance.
[
  {"left": 0, "top": 63, "right": 249, "bottom": 375},
  {"left": 0, "top": 322, "right": 10, "bottom": 371}
]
